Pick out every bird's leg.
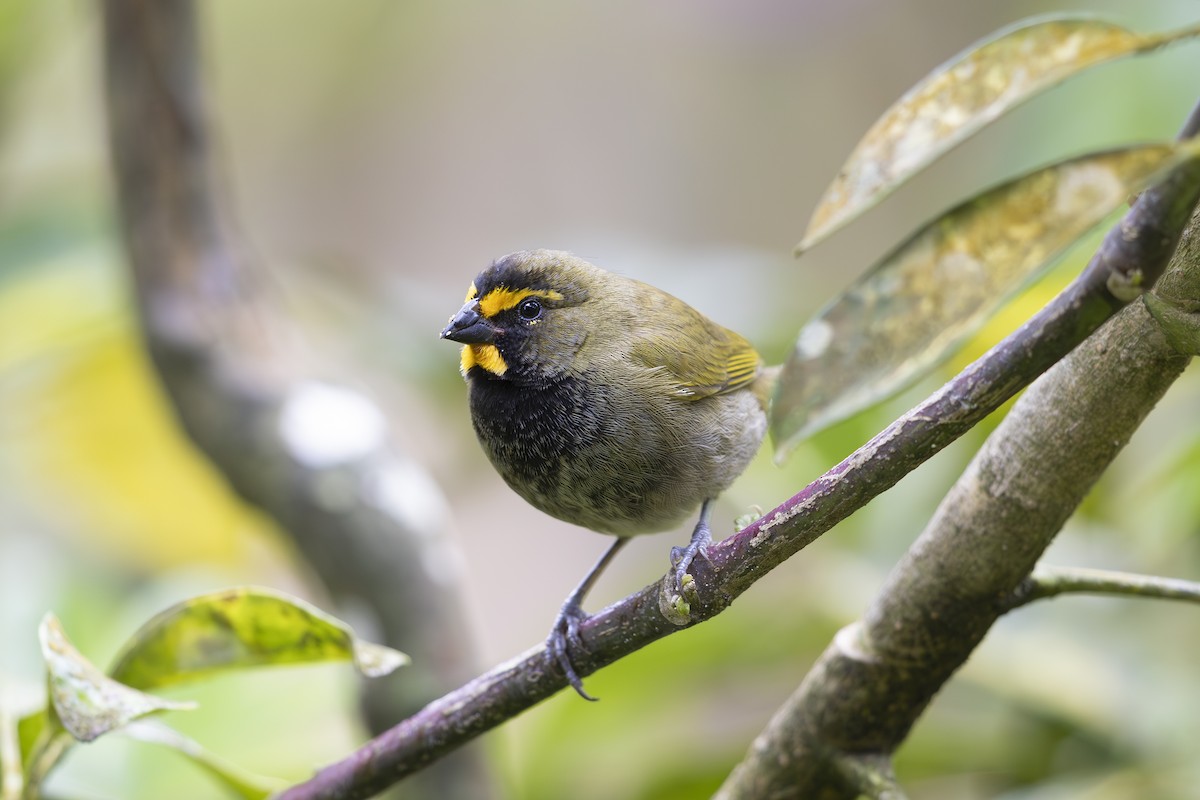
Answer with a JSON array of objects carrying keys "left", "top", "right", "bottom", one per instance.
[
  {"left": 547, "top": 536, "right": 630, "bottom": 701},
  {"left": 670, "top": 498, "right": 713, "bottom": 602}
]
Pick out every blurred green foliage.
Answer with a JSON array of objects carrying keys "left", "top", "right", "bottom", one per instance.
[{"left": 16, "top": 590, "right": 406, "bottom": 798}]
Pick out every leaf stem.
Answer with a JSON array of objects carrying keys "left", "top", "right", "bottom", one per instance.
[
  {"left": 20, "top": 728, "right": 70, "bottom": 800},
  {"left": 0, "top": 708, "right": 21, "bottom": 800}
]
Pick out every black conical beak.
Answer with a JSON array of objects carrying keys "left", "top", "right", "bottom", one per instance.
[{"left": 440, "top": 301, "right": 497, "bottom": 344}]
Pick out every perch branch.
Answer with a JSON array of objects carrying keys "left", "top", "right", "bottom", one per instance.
[{"left": 278, "top": 99, "right": 1200, "bottom": 800}]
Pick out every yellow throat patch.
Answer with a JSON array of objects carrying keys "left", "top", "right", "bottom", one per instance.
[{"left": 460, "top": 343, "right": 507, "bottom": 376}]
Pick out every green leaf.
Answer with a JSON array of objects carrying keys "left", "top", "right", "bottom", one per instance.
[
  {"left": 772, "top": 140, "right": 1200, "bottom": 458},
  {"left": 108, "top": 586, "right": 409, "bottom": 691},
  {"left": 40, "top": 613, "right": 195, "bottom": 743},
  {"left": 15, "top": 709, "right": 46, "bottom": 772},
  {"left": 798, "top": 16, "right": 1200, "bottom": 252},
  {"left": 120, "top": 720, "right": 286, "bottom": 800}
]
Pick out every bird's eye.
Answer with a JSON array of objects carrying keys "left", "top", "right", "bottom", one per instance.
[{"left": 517, "top": 298, "right": 543, "bottom": 321}]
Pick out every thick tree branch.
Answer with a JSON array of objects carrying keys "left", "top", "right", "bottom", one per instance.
[
  {"left": 1005, "top": 566, "right": 1200, "bottom": 610},
  {"left": 99, "top": 2, "right": 494, "bottom": 796},
  {"left": 277, "top": 96, "right": 1200, "bottom": 800},
  {"left": 714, "top": 106, "right": 1200, "bottom": 799}
]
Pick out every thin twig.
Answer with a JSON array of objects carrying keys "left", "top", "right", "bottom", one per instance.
[{"left": 1006, "top": 566, "right": 1200, "bottom": 611}]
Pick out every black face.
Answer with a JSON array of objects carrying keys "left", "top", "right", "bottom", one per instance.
[{"left": 442, "top": 251, "right": 592, "bottom": 383}]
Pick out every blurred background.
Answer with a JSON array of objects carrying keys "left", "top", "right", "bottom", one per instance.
[{"left": 3, "top": 1, "right": 1200, "bottom": 798}]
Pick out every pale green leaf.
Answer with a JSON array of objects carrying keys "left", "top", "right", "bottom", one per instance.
[
  {"left": 39, "top": 614, "right": 195, "bottom": 743},
  {"left": 772, "top": 140, "right": 1200, "bottom": 458},
  {"left": 121, "top": 720, "right": 286, "bottom": 800},
  {"left": 15, "top": 709, "right": 45, "bottom": 773},
  {"left": 108, "top": 586, "right": 409, "bottom": 691},
  {"left": 798, "top": 16, "right": 1200, "bottom": 252}
]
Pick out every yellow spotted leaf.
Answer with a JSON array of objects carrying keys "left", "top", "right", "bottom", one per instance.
[
  {"left": 108, "top": 587, "right": 409, "bottom": 691},
  {"left": 772, "top": 139, "right": 1200, "bottom": 458},
  {"left": 16, "top": 709, "right": 47, "bottom": 772},
  {"left": 798, "top": 16, "right": 1200, "bottom": 252}
]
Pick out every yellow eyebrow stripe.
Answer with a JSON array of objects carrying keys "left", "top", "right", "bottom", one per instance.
[
  {"left": 464, "top": 282, "right": 478, "bottom": 302},
  {"left": 477, "top": 287, "right": 563, "bottom": 318}
]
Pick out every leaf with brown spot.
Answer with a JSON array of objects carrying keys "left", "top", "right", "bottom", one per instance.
[
  {"left": 773, "top": 139, "right": 1200, "bottom": 458},
  {"left": 798, "top": 16, "right": 1200, "bottom": 252},
  {"left": 39, "top": 614, "right": 195, "bottom": 744},
  {"left": 108, "top": 586, "right": 409, "bottom": 691}
]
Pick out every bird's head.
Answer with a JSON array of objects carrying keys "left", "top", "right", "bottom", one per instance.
[{"left": 440, "top": 250, "right": 605, "bottom": 383}]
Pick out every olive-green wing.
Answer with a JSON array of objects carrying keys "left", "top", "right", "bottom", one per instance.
[{"left": 630, "top": 308, "right": 762, "bottom": 401}]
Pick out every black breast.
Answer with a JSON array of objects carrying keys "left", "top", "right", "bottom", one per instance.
[{"left": 466, "top": 371, "right": 603, "bottom": 504}]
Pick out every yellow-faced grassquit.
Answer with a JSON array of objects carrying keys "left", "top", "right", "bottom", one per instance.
[{"left": 441, "top": 249, "right": 772, "bottom": 698}]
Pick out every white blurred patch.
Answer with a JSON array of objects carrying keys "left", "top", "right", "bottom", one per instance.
[
  {"left": 278, "top": 382, "right": 387, "bottom": 467},
  {"left": 368, "top": 460, "right": 464, "bottom": 585},
  {"left": 419, "top": 541, "right": 467, "bottom": 587},
  {"left": 795, "top": 319, "right": 834, "bottom": 360},
  {"left": 369, "top": 460, "right": 448, "bottom": 534}
]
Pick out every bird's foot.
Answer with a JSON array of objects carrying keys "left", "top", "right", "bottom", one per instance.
[
  {"left": 546, "top": 600, "right": 597, "bottom": 701},
  {"left": 661, "top": 509, "right": 713, "bottom": 625}
]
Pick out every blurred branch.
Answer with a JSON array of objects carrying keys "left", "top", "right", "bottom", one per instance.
[
  {"left": 276, "top": 101, "right": 1200, "bottom": 800},
  {"left": 1006, "top": 566, "right": 1200, "bottom": 610},
  {"left": 715, "top": 102, "right": 1200, "bottom": 799},
  {"left": 99, "top": 1, "right": 494, "bottom": 797}
]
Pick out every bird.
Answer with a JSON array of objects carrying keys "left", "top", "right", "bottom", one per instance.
[{"left": 440, "top": 249, "right": 772, "bottom": 699}]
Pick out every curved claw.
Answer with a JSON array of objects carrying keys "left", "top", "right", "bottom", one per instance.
[
  {"left": 544, "top": 537, "right": 629, "bottom": 701},
  {"left": 547, "top": 603, "right": 597, "bottom": 701}
]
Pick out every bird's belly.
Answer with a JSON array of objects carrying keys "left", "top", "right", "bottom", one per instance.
[{"left": 467, "top": 375, "right": 764, "bottom": 536}]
